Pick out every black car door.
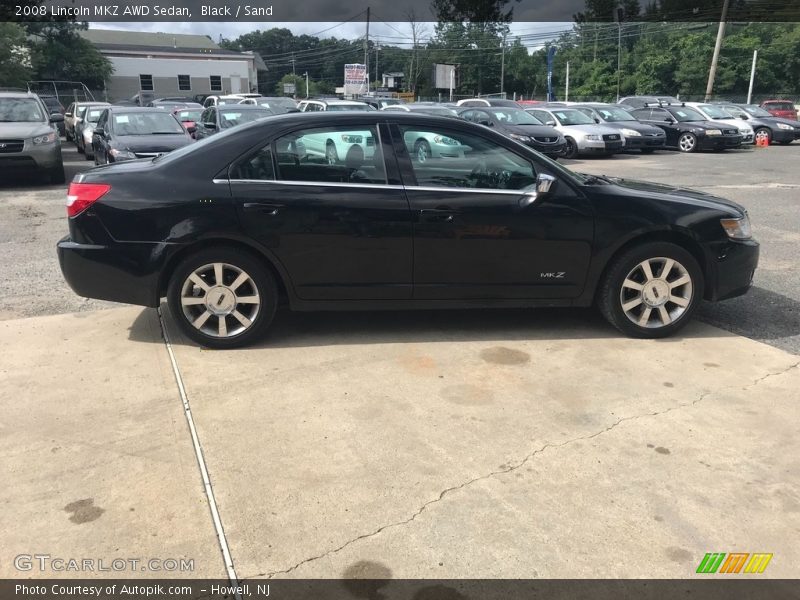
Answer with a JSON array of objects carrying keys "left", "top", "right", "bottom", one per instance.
[
  {"left": 389, "top": 122, "right": 594, "bottom": 300},
  {"left": 93, "top": 109, "right": 110, "bottom": 163},
  {"left": 634, "top": 108, "right": 677, "bottom": 146},
  {"left": 228, "top": 121, "right": 413, "bottom": 301}
]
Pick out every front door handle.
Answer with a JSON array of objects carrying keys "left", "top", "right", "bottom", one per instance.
[
  {"left": 420, "top": 208, "right": 456, "bottom": 223},
  {"left": 243, "top": 202, "right": 283, "bottom": 216}
]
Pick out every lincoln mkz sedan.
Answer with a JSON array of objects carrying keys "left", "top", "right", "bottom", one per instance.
[{"left": 58, "top": 113, "right": 759, "bottom": 349}]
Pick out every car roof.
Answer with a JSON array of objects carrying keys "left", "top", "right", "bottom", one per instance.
[
  {"left": 0, "top": 91, "right": 42, "bottom": 99},
  {"left": 217, "top": 104, "right": 273, "bottom": 110},
  {"left": 104, "top": 107, "right": 171, "bottom": 113}
]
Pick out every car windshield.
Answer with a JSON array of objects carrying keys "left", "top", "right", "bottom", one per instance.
[
  {"left": 697, "top": 104, "right": 732, "bottom": 119},
  {"left": 486, "top": 108, "right": 543, "bottom": 125},
  {"left": 112, "top": 112, "right": 185, "bottom": 135},
  {"left": 743, "top": 105, "right": 774, "bottom": 117},
  {"left": 86, "top": 109, "right": 105, "bottom": 123},
  {"left": 594, "top": 106, "right": 636, "bottom": 122},
  {"left": 327, "top": 104, "right": 372, "bottom": 111},
  {"left": 720, "top": 105, "right": 747, "bottom": 118},
  {"left": 219, "top": 109, "right": 273, "bottom": 128},
  {"left": 0, "top": 98, "right": 46, "bottom": 122},
  {"left": 668, "top": 107, "right": 706, "bottom": 122},
  {"left": 550, "top": 109, "right": 594, "bottom": 125},
  {"left": 176, "top": 109, "right": 203, "bottom": 121}
]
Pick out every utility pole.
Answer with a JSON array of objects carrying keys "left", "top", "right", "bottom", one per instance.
[
  {"left": 364, "top": 7, "right": 370, "bottom": 94},
  {"left": 565, "top": 61, "right": 570, "bottom": 102},
  {"left": 291, "top": 53, "right": 296, "bottom": 77},
  {"left": 705, "top": 0, "right": 730, "bottom": 102},
  {"left": 375, "top": 43, "right": 380, "bottom": 92},
  {"left": 303, "top": 72, "right": 309, "bottom": 98},
  {"left": 616, "top": 6, "right": 624, "bottom": 102},
  {"left": 500, "top": 31, "right": 507, "bottom": 96},
  {"left": 746, "top": 49, "right": 758, "bottom": 104}
]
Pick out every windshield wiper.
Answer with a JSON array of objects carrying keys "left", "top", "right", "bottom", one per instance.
[
  {"left": 581, "top": 174, "right": 613, "bottom": 185},
  {"left": 148, "top": 131, "right": 182, "bottom": 135}
]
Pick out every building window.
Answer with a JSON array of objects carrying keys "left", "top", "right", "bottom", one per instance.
[
  {"left": 210, "top": 76, "right": 222, "bottom": 92},
  {"left": 139, "top": 74, "right": 153, "bottom": 91},
  {"left": 177, "top": 74, "right": 191, "bottom": 91}
]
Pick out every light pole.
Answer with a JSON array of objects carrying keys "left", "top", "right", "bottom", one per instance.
[{"left": 303, "top": 72, "right": 309, "bottom": 98}]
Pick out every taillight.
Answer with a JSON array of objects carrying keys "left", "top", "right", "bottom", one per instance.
[{"left": 66, "top": 182, "right": 111, "bottom": 217}]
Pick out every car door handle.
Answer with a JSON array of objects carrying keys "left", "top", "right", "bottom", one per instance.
[
  {"left": 243, "top": 202, "right": 283, "bottom": 215},
  {"left": 420, "top": 208, "right": 455, "bottom": 223}
]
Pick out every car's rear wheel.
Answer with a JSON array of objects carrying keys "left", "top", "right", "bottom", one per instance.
[
  {"left": 599, "top": 242, "right": 703, "bottom": 338},
  {"left": 167, "top": 247, "right": 278, "bottom": 349},
  {"left": 562, "top": 137, "right": 578, "bottom": 159},
  {"left": 325, "top": 141, "right": 339, "bottom": 165},
  {"left": 754, "top": 127, "right": 771, "bottom": 145},
  {"left": 678, "top": 133, "right": 698, "bottom": 153}
]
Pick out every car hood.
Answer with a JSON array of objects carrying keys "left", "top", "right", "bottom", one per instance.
[
  {"left": 556, "top": 123, "right": 620, "bottom": 136},
  {"left": 601, "top": 121, "right": 664, "bottom": 135},
  {"left": 763, "top": 116, "right": 800, "bottom": 128},
  {"left": 600, "top": 176, "right": 746, "bottom": 215},
  {"left": 0, "top": 122, "right": 54, "bottom": 138},
  {"left": 113, "top": 134, "right": 192, "bottom": 152},
  {"left": 501, "top": 124, "right": 562, "bottom": 137}
]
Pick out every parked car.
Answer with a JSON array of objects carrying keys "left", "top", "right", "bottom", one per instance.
[
  {"left": 64, "top": 101, "right": 110, "bottom": 142},
  {"left": 618, "top": 95, "right": 682, "bottom": 109},
  {"left": 726, "top": 104, "right": 800, "bottom": 144},
  {"left": 683, "top": 102, "right": 754, "bottom": 144},
  {"left": 57, "top": 112, "right": 759, "bottom": 348},
  {"left": 629, "top": 105, "right": 741, "bottom": 152},
  {"left": 0, "top": 91, "right": 64, "bottom": 183},
  {"left": 360, "top": 97, "right": 405, "bottom": 110},
  {"left": 194, "top": 105, "right": 274, "bottom": 140},
  {"left": 172, "top": 107, "right": 204, "bottom": 138},
  {"left": 759, "top": 99, "right": 797, "bottom": 121},
  {"left": 381, "top": 103, "right": 459, "bottom": 117},
  {"left": 91, "top": 107, "right": 193, "bottom": 165},
  {"left": 238, "top": 96, "right": 298, "bottom": 113},
  {"left": 77, "top": 105, "right": 111, "bottom": 160},
  {"left": 202, "top": 95, "right": 248, "bottom": 108},
  {"left": 148, "top": 100, "right": 203, "bottom": 110},
  {"left": 456, "top": 98, "right": 521, "bottom": 108},
  {"left": 525, "top": 107, "right": 624, "bottom": 158},
  {"left": 571, "top": 103, "right": 667, "bottom": 153},
  {"left": 38, "top": 95, "right": 66, "bottom": 136},
  {"left": 458, "top": 106, "right": 566, "bottom": 159},
  {"left": 297, "top": 99, "right": 374, "bottom": 112}
]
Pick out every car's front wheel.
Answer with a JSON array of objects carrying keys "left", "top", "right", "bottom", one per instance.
[
  {"left": 414, "top": 139, "right": 431, "bottom": 163},
  {"left": 599, "top": 242, "right": 703, "bottom": 338},
  {"left": 754, "top": 127, "right": 771, "bottom": 145},
  {"left": 167, "top": 247, "right": 278, "bottom": 349},
  {"left": 678, "top": 133, "right": 698, "bottom": 153},
  {"left": 562, "top": 137, "right": 578, "bottom": 159}
]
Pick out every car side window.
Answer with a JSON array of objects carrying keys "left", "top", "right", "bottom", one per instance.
[
  {"left": 575, "top": 107, "right": 594, "bottom": 119},
  {"left": 398, "top": 125, "right": 536, "bottom": 191},
  {"left": 274, "top": 125, "right": 386, "bottom": 185},
  {"left": 231, "top": 145, "right": 275, "bottom": 181},
  {"left": 529, "top": 110, "right": 554, "bottom": 125}
]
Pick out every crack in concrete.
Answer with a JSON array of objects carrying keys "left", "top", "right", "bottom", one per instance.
[{"left": 256, "top": 360, "right": 800, "bottom": 579}]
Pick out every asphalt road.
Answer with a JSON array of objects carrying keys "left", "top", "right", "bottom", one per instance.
[{"left": 1, "top": 141, "right": 798, "bottom": 354}]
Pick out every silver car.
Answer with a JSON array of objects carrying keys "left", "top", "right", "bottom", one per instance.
[
  {"left": 684, "top": 102, "right": 755, "bottom": 145},
  {"left": 77, "top": 105, "right": 110, "bottom": 160},
  {"left": 526, "top": 107, "right": 625, "bottom": 158},
  {"left": 0, "top": 92, "right": 64, "bottom": 183}
]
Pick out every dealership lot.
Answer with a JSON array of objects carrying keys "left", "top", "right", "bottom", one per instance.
[{"left": 1, "top": 143, "right": 799, "bottom": 578}]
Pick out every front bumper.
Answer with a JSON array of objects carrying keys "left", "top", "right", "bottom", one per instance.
[
  {"left": 623, "top": 136, "right": 666, "bottom": 150},
  {"left": 528, "top": 140, "right": 567, "bottom": 157},
  {"left": 579, "top": 140, "right": 624, "bottom": 154},
  {"left": 707, "top": 238, "right": 760, "bottom": 302},
  {"left": 57, "top": 236, "right": 168, "bottom": 307},
  {"left": 0, "top": 141, "right": 62, "bottom": 171},
  {"left": 770, "top": 127, "right": 796, "bottom": 143},
  {"left": 697, "top": 134, "right": 742, "bottom": 150}
]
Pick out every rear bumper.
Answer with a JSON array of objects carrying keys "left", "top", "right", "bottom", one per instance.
[
  {"left": 57, "top": 236, "right": 167, "bottom": 307},
  {"left": 707, "top": 239, "right": 760, "bottom": 302}
]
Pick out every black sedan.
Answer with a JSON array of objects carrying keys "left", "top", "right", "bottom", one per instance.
[
  {"left": 630, "top": 105, "right": 742, "bottom": 152},
  {"left": 459, "top": 107, "right": 566, "bottom": 158},
  {"left": 194, "top": 105, "right": 274, "bottom": 139},
  {"left": 58, "top": 112, "right": 758, "bottom": 349},
  {"left": 572, "top": 104, "right": 667, "bottom": 153},
  {"left": 91, "top": 107, "right": 193, "bottom": 164}
]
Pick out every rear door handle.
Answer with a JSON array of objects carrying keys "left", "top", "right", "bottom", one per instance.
[
  {"left": 420, "top": 208, "right": 455, "bottom": 223},
  {"left": 243, "top": 202, "right": 283, "bottom": 216}
]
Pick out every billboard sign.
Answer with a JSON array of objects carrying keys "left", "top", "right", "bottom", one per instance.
[
  {"left": 344, "top": 63, "right": 367, "bottom": 96},
  {"left": 432, "top": 64, "right": 456, "bottom": 90}
]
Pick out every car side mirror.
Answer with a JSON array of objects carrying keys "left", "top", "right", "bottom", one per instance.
[
  {"left": 740, "top": 114, "right": 749, "bottom": 120},
  {"left": 93, "top": 128, "right": 105, "bottom": 137},
  {"left": 65, "top": 112, "right": 73, "bottom": 117},
  {"left": 204, "top": 122, "right": 217, "bottom": 129},
  {"left": 594, "top": 117, "right": 600, "bottom": 123},
  {"left": 665, "top": 117, "right": 675, "bottom": 123},
  {"left": 50, "top": 113, "right": 64, "bottom": 123},
  {"left": 519, "top": 173, "right": 557, "bottom": 209},
  {"left": 546, "top": 120, "right": 556, "bottom": 126},
  {"left": 186, "top": 125, "right": 197, "bottom": 134}
]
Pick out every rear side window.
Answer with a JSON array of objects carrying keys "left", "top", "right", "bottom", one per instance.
[{"left": 231, "top": 145, "right": 274, "bottom": 181}]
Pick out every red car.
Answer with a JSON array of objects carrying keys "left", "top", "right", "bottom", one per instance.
[
  {"left": 172, "top": 107, "right": 203, "bottom": 138},
  {"left": 760, "top": 100, "right": 797, "bottom": 121}
]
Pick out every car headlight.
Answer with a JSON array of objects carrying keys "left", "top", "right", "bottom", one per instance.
[
  {"left": 620, "top": 128, "right": 641, "bottom": 137},
  {"left": 706, "top": 129, "right": 722, "bottom": 136},
  {"left": 720, "top": 215, "right": 752, "bottom": 240},
  {"left": 740, "top": 128, "right": 753, "bottom": 135},
  {"left": 585, "top": 134, "right": 601, "bottom": 141},
  {"left": 109, "top": 148, "right": 137, "bottom": 160},
  {"left": 83, "top": 130, "right": 94, "bottom": 143},
  {"left": 433, "top": 135, "right": 460, "bottom": 146},
  {"left": 31, "top": 132, "right": 58, "bottom": 145},
  {"left": 341, "top": 134, "right": 363, "bottom": 144},
  {"left": 776, "top": 122, "right": 793, "bottom": 130},
  {"left": 508, "top": 133, "right": 531, "bottom": 142}
]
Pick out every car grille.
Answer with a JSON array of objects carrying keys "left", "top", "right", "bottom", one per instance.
[
  {"left": 0, "top": 139, "right": 24, "bottom": 153},
  {"left": 646, "top": 132, "right": 665, "bottom": 137},
  {"left": 723, "top": 129, "right": 737, "bottom": 135},
  {"left": 532, "top": 136, "right": 559, "bottom": 143},
  {"left": 602, "top": 134, "right": 620, "bottom": 141}
]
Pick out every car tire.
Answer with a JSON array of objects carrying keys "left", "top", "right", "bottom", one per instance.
[
  {"left": 678, "top": 133, "right": 698, "bottom": 153},
  {"left": 754, "top": 127, "right": 771, "bottom": 145},
  {"left": 562, "top": 137, "right": 578, "bottom": 159},
  {"left": 47, "top": 165, "right": 66, "bottom": 185},
  {"left": 167, "top": 247, "right": 278, "bottom": 349},
  {"left": 325, "top": 141, "right": 339, "bottom": 165},
  {"left": 414, "top": 139, "right": 431, "bottom": 163},
  {"left": 598, "top": 242, "right": 703, "bottom": 338}
]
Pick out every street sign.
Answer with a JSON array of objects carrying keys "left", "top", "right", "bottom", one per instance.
[{"left": 283, "top": 83, "right": 296, "bottom": 94}]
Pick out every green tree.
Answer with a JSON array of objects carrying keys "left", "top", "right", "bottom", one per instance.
[
  {"left": 26, "top": 22, "right": 113, "bottom": 89},
  {"left": 0, "top": 23, "right": 33, "bottom": 88}
]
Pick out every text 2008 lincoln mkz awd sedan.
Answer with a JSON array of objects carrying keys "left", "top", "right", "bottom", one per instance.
[{"left": 58, "top": 112, "right": 758, "bottom": 349}]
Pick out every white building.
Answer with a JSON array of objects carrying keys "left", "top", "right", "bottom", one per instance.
[{"left": 80, "top": 29, "right": 267, "bottom": 103}]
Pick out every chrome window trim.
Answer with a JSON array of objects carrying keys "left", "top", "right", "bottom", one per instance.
[
  {"left": 406, "top": 185, "right": 527, "bottom": 196},
  {"left": 212, "top": 179, "right": 526, "bottom": 195}
]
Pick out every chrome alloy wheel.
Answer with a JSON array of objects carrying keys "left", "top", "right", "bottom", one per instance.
[
  {"left": 180, "top": 262, "right": 260, "bottom": 338},
  {"left": 678, "top": 133, "right": 696, "bottom": 152},
  {"left": 619, "top": 257, "right": 693, "bottom": 329}
]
